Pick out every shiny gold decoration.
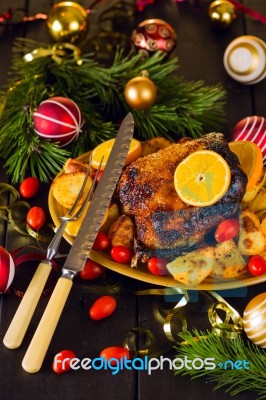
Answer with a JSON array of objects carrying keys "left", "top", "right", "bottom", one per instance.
[
  {"left": 47, "top": 2, "right": 88, "bottom": 43},
  {"left": 208, "top": 301, "right": 243, "bottom": 339},
  {"left": 24, "top": 43, "right": 82, "bottom": 65},
  {"left": 208, "top": 0, "right": 237, "bottom": 28},
  {"left": 124, "top": 71, "right": 157, "bottom": 110},
  {"left": 243, "top": 293, "right": 266, "bottom": 348},
  {"left": 123, "top": 328, "right": 156, "bottom": 356}
]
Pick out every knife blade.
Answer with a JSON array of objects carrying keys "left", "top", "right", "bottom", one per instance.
[{"left": 22, "top": 112, "right": 134, "bottom": 373}]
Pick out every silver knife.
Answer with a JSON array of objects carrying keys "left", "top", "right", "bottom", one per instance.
[{"left": 22, "top": 112, "right": 134, "bottom": 373}]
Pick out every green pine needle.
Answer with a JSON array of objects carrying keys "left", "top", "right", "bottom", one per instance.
[
  {"left": 174, "top": 330, "right": 266, "bottom": 399},
  {"left": 0, "top": 39, "right": 226, "bottom": 182}
]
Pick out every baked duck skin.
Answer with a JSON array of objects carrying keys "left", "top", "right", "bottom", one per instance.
[{"left": 117, "top": 133, "right": 248, "bottom": 262}]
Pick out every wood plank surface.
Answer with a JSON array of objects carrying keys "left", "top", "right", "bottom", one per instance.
[{"left": 0, "top": 1, "right": 266, "bottom": 400}]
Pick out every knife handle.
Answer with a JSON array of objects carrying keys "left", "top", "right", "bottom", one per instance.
[
  {"left": 3, "top": 261, "right": 52, "bottom": 349},
  {"left": 22, "top": 276, "right": 73, "bottom": 373}
]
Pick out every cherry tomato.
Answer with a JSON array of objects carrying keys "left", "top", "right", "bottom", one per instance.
[
  {"left": 147, "top": 257, "right": 169, "bottom": 276},
  {"left": 100, "top": 346, "right": 130, "bottom": 366},
  {"left": 19, "top": 177, "right": 40, "bottom": 198},
  {"left": 26, "top": 206, "right": 46, "bottom": 230},
  {"left": 248, "top": 255, "right": 266, "bottom": 276},
  {"left": 214, "top": 218, "right": 240, "bottom": 243},
  {"left": 110, "top": 245, "right": 132, "bottom": 264},
  {"left": 52, "top": 349, "right": 76, "bottom": 374},
  {"left": 89, "top": 295, "right": 117, "bottom": 320},
  {"left": 79, "top": 259, "right": 105, "bottom": 280},
  {"left": 92, "top": 231, "right": 109, "bottom": 251}
]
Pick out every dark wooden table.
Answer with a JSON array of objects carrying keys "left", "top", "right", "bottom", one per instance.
[{"left": 0, "top": 1, "right": 266, "bottom": 399}]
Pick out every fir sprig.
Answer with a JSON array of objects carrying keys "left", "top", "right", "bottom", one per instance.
[
  {"left": 0, "top": 38, "right": 226, "bottom": 182},
  {"left": 175, "top": 330, "right": 266, "bottom": 399}
]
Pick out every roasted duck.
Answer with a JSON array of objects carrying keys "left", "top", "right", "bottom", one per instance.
[{"left": 118, "top": 133, "right": 248, "bottom": 262}]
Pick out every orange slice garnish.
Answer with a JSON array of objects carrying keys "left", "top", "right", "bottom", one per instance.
[
  {"left": 91, "top": 138, "right": 142, "bottom": 170},
  {"left": 228, "top": 141, "right": 263, "bottom": 192},
  {"left": 174, "top": 150, "right": 231, "bottom": 207}
]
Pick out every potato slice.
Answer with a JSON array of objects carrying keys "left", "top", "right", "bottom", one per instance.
[
  {"left": 238, "top": 210, "right": 266, "bottom": 255},
  {"left": 247, "top": 187, "right": 266, "bottom": 213},
  {"left": 100, "top": 202, "right": 120, "bottom": 233},
  {"left": 166, "top": 246, "right": 215, "bottom": 287},
  {"left": 211, "top": 240, "right": 247, "bottom": 279},
  {"left": 52, "top": 172, "right": 93, "bottom": 209},
  {"left": 108, "top": 214, "right": 135, "bottom": 250}
]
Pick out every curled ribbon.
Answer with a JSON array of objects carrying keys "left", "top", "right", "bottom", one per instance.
[
  {"left": 123, "top": 327, "right": 156, "bottom": 357},
  {"left": 23, "top": 43, "right": 83, "bottom": 65},
  {"left": 0, "top": 183, "right": 54, "bottom": 243}
]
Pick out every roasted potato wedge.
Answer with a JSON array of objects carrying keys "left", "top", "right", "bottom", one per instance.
[
  {"left": 211, "top": 240, "right": 247, "bottom": 279},
  {"left": 100, "top": 202, "right": 120, "bottom": 233},
  {"left": 52, "top": 171, "right": 93, "bottom": 209},
  {"left": 140, "top": 137, "right": 172, "bottom": 157},
  {"left": 108, "top": 214, "right": 135, "bottom": 250},
  {"left": 238, "top": 210, "right": 266, "bottom": 255},
  {"left": 166, "top": 246, "right": 215, "bottom": 287},
  {"left": 247, "top": 187, "right": 266, "bottom": 214}
]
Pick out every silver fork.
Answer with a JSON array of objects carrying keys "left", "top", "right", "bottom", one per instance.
[{"left": 3, "top": 157, "right": 102, "bottom": 349}]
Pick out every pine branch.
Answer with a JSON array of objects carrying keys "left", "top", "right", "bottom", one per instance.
[
  {"left": 0, "top": 39, "right": 227, "bottom": 182},
  {"left": 174, "top": 330, "right": 266, "bottom": 399}
]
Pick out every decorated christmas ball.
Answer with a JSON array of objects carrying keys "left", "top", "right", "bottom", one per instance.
[
  {"left": 243, "top": 293, "right": 266, "bottom": 348},
  {"left": 0, "top": 246, "right": 15, "bottom": 293},
  {"left": 47, "top": 1, "right": 88, "bottom": 43},
  {"left": 232, "top": 116, "right": 266, "bottom": 164},
  {"left": 131, "top": 19, "right": 177, "bottom": 57},
  {"left": 33, "top": 97, "right": 84, "bottom": 147}
]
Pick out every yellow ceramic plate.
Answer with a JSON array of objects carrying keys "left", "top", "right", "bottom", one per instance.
[{"left": 48, "top": 152, "right": 266, "bottom": 291}]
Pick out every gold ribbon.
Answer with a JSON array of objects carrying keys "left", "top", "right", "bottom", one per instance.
[
  {"left": 207, "top": 291, "right": 243, "bottom": 339},
  {"left": 23, "top": 43, "right": 83, "bottom": 65},
  {"left": 123, "top": 327, "right": 156, "bottom": 357},
  {"left": 0, "top": 182, "right": 53, "bottom": 243}
]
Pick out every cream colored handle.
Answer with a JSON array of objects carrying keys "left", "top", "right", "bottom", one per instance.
[
  {"left": 3, "top": 261, "right": 52, "bottom": 349},
  {"left": 22, "top": 276, "right": 73, "bottom": 373}
]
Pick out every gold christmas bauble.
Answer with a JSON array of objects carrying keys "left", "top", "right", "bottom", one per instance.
[
  {"left": 47, "top": 2, "right": 88, "bottom": 43},
  {"left": 124, "top": 76, "right": 157, "bottom": 110},
  {"left": 208, "top": 0, "right": 237, "bottom": 28},
  {"left": 243, "top": 293, "right": 266, "bottom": 348}
]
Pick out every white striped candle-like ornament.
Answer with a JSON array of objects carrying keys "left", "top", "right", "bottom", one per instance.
[{"left": 243, "top": 293, "right": 266, "bottom": 348}]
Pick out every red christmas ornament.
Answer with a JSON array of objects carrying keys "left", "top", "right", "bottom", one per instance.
[
  {"left": 0, "top": 246, "right": 15, "bottom": 293},
  {"left": 132, "top": 18, "right": 177, "bottom": 57},
  {"left": 33, "top": 96, "right": 84, "bottom": 147},
  {"left": 232, "top": 116, "right": 266, "bottom": 164}
]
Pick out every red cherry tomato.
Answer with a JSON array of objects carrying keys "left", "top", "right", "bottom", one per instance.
[
  {"left": 19, "top": 177, "right": 40, "bottom": 198},
  {"left": 92, "top": 231, "right": 109, "bottom": 251},
  {"left": 147, "top": 257, "right": 169, "bottom": 276},
  {"left": 89, "top": 295, "right": 117, "bottom": 320},
  {"left": 248, "top": 255, "right": 266, "bottom": 276},
  {"left": 26, "top": 206, "right": 46, "bottom": 230},
  {"left": 100, "top": 346, "right": 130, "bottom": 366},
  {"left": 110, "top": 245, "right": 132, "bottom": 264},
  {"left": 79, "top": 259, "right": 105, "bottom": 280},
  {"left": 52, "top": 349, "right": 76, "bottom": 374},
  {"left": 214, "top": 218, "right": 240, "bottom": 243}
]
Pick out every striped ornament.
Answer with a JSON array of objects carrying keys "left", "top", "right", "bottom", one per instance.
[
  {"left": 0, "top": 246, "right": 15, "bottom": 293},
  {"left": 232, "top": 116, "right": 266, "bottom": 165},
  {"left": 243, "top": 293, "right": 266, "bottom": 348},
  {"left": 33, "top": 97, "right": 84, "bottom": 147}
]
